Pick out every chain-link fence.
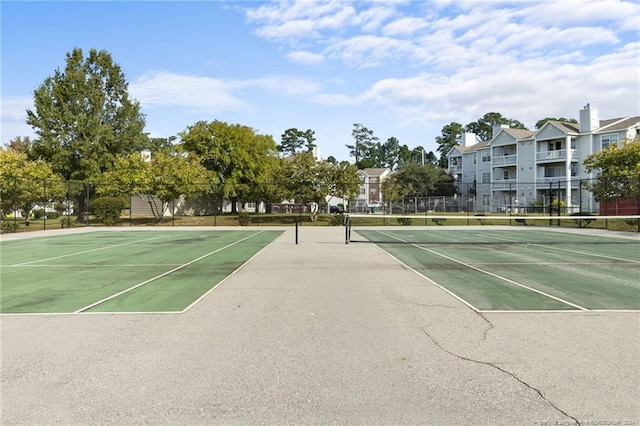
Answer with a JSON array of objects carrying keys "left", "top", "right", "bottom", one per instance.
[{"left": 1, "top": 175, "right": 638, "bottom": 232}]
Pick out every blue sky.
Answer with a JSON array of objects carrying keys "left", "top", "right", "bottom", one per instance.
[{"left": 2, "top": 0, "right": 639, "bottom": 162}]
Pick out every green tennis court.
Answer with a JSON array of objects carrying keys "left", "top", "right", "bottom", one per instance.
[
  {"left": 353, "top": 228, "right": 640, "bottom": 312},
  {"left": 1, "top": 230, "right": 283, "bottom": 314}
]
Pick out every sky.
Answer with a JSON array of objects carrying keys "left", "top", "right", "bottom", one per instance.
[{"left": 1, "top": 0, "right": 639, "bottom": 162}]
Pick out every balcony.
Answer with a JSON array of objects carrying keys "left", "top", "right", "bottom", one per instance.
[
  {"left": 449, "top": 165, "right": 462, "bottom": 173},
  {"left": 492, "top": 154, "right": 517, "bottom": 165},
  {"left": 536, "top": 149, "right": 580, "bottom": 162},
  {"left": 492, "top": 179, "right": 517, "bottom": 189}
]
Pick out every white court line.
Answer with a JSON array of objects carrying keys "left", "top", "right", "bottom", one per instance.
[
  {"left": 357, "top": 232, "right": 481, "bottom": 312},
  {"left": 180, "top": 230, "right": 287, "bottom": 313},
  {"left": 73, "top": 231, "right": 264, "bottom": 313},
  {"left": 377, "top": 230, "right": 587, "bottom": 311},
  {"left": 9, "top": 235, "right": 168, "bottom": 266},
  {"left": 483, "top": 234, "right": 640, "bottom": 264}
]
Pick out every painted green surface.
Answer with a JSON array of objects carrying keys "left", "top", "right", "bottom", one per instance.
[
  {"left": 1, "top": 230, "right": 282, "bottom": 313},
  {"left": 356, "top": 229, "right": 640, "bottom": 311}
]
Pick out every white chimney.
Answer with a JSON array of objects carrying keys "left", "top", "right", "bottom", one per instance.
[
  {"left": 463, "top": 132, "right": 477, "bottom": 147},
  {"left": 579, "top": 104, "right": 600, "bottom": 132}
]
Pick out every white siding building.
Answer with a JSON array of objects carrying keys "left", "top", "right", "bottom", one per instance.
[{"left": 447, "top": 105, "right": 640, "bottom": 213}]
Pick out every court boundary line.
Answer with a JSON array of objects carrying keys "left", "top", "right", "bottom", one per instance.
[
  {"left": 73, "top": 231, "right": 265, "bottom": 313},
  {"left": 362, "top": 233, "right": 482, "bottom": 312},
  {"left": 374, "top": 230, "right": 588, "bottom": 311},
  {"left": 179, "top": 231, "right": 287, "bottom": 313}
]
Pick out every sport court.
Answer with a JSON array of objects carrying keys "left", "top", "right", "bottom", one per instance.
[
  {"left": 352, "top": 226, "right": 640, "bottom": 312},
  {"left": 1, "top": 229, "right": 283, "bottom": 314}
]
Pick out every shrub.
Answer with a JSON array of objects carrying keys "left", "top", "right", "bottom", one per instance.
[
  {"left": 46, "top": 211, "right": 61, "bottom": 219},
  {"left": 397, "top": 217, "right": 412, "bottom": 226},
  {"left": 238, "top": 210, "right": 250, "bottom": 226},
  {"left": 1, "top": 220, "right": 18, "bottom": 233},
  {"left": 91, "top": 196, "right": 125, "bottom": 225},
  {"left": 570, "top": 212, "right": 596, "bottom": 228},
  {"left": 330, "top": 214, "right": 344, "bottom": 226},
  {"left": 431, "top": 218, "right": 446, "bottom": 226},
  {"left": 32, "top": 209, "right": 45, "bottom": 220}
]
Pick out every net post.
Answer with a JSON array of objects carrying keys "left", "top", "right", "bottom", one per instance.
[{"left": 344, "top": 214, "right": 350, "bottom": 244}]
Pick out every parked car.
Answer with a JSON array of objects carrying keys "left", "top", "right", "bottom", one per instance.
[{"left": 329, "top": 205, "right": 345, "bottom": 214}]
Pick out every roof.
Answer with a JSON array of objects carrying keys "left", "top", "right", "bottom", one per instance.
[
  {"left": 359, "top": 167, "right": 391, "bottom": 176},
  {"left": 548, "top": 121, "right": 579, "bottom": 133},
  {"left": 596, "top": 116, "right": 640, "bottom": 133},
  {"left": 502, "top": 128, "right": 535, "bottom": 139}
]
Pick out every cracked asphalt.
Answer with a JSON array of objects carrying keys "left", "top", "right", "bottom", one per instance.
[{"left": 1, "top": 226, "right": 638, "bottom": 425}]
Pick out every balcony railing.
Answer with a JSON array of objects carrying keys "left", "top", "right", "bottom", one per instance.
[
  {"left": 492, "top": 154, "right": 517, "bottom": 165},
  {"left": 536, "top": 149, "right": 580, "bottom": 161},
  {"left": 492, "top": 179, "right": 517, "bottom": 189},
  {"left": 449, "top": 165, "right": 462, "bottom": 173}
]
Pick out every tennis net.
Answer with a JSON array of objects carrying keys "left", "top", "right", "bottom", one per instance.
[{"left": 344, "top": 213, "right": 640, "bottom": 245}]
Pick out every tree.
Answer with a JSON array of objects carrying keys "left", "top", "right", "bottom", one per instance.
[
  {"left": 435, "top": 122, "right": 464, "bottom": 169},
  {"left": 7, "top": 136, "right": 33, "bottom": 155},
  {"left": 281, "top": 152, "right": 359, "bottom": 221},
  {"left": 95, "top": 151, "right": 216, "bottom": 222},
  {"left": 535, "top": 117, "right": 578, "bottom": 129},
  {"left": 583, "top": 138, "right": 640, "bottom": 202},
  {"left": 346, "top": 123, "right": 379, "bottom": 168},
  {"left": 180, "top": 120, "right": 280, "bottom": 213},
  {"left": 26, "top": 47, "right": 147, "bottom": 213},
  {"left": 381, "top": 162, "right": 456, "bottom": 209},
  {"left": 278, "top": 128, "right": 316, "bottom": 156},
  {"left": 0, "top": 147, "right": 65, "bottom": 220},
  {"left": 466, "top": 112, "right": 527, "bottom": 142}
]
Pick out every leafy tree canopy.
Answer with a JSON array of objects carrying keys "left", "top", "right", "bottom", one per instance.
[
  {"left": 179, "top": 120, "right": 280, "bottom": 212},
  {"left": 466, "top": 112, "right": 527, "bottom": 142},
  {"left": 534, "top": 117, "right": 578, "bottom": 129},
  {"left": 381, "top": 162, "right": 456, "bottom": 203},
  {"left": 278, "top": 128, "right": 316, "bottom": 156},
  {"left": 0, "top": 147, "right": 65, "bottom": 218},
  {"left": 583, "top": 138, "right": 640, "bottom": 201},
  {"left": 26, "top": 47, "right": 147, "bottom": 182},
  {"left": 95, "top": 150, "right": 216, "bottom": 222}
]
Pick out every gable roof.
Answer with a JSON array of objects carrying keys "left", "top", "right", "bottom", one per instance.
[
  {"left": 596, "top": 116, "right": 640, "bottom": 133},
  {"left": 359, "top": 167, "right": 391, "bottom": 177}
]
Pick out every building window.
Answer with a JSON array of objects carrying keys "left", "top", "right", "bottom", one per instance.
[
  {"left": 360, "top": 187, "right": 366, "bottom": 195},
  {"left": 481, "top": 152, "right": 491, "bottom": 162},
  {"left": 601, "top": 134, "right": 618, "bottom": 150},
  {"left": 503, "top": 170, "right": 509, "bottom": 180},
  {"left": 370, "top": 188, "right": 377, "bottom": 195},
  {"left": 369, "top": 177, "right": 378, "bottom": 183},
  {"left": 472, "top": 154, "right": 477, "bottom": 165},
  {"left": 482, "top": 172, "right": 490, "bottom": 184},
  {"left": 482, "top": 195, "right": 491, "bottom": 206},
  {"left": 549, "top": 141, "right": 562, "bottom": 151}
]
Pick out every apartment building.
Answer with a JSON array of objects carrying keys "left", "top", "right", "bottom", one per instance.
[
  {"left": 355, "top": 168, "right": 392, "bottom": 212},
  {"left": 447, "top": 105, "right": 640, "bottom": 213}
]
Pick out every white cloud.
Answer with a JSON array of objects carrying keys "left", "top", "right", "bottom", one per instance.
[
  {"left": 382, "top": 16, "right": 429, "bottom": 36},
  {"left": 130, "top": 72, "right": 247, "bottom": 111},
  {"left": 287, "top": 50, "right": 325, "bottom": 65}
]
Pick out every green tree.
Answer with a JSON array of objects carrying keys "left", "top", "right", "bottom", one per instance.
[
  {"left": 534, "top": 117, "right": 578, "bottom": 129},
  {"left": 26, "top": 47, "right": 146, "bottom": 213},
  {"left": 435, "top": 122, "right": 464, "bottom": 169},
  {"left": 180, "top": 120, "right": 280, "bottom": 213},
  {"left": 466, "top": 112, "right": 527, "bottom": 142},
  {"left": 583, "top": 138, "right": 640, "bottom": 202},
  {"left": 7, "top": 136, "right": 33, "bottom": 155},
  {"left": 278, "top": 128, "right": 316, "bottom": 156},
  {"left": 95, "top": 151, "right": 215, "bottom": 222},
  {"left": 381, "top": 162, "right": 456, "bottom": 204},
  {"left": 346, "top": 123, "right": 379, "bottom": 168},
  {"left": 281, "top": 152, "right": 359, "bottom": 221},
  {"left": 0, "top": 148, "right": 65, "bottom": 220}
]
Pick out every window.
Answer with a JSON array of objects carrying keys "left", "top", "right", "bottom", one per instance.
[
  {"left": 369, "top": 177, "right": 378, "bottom": 183},
  {"left": 601, "top": 134, "right": 618, "bottom": 150},
  {"left": 370, "top": 188, "right": 377, "bottom": 195},
  {"left": 482, "top": 172, "right": 491, "bottom": 184},
  {"left": 482, "top": 194, "right": 491, "bottom": 206},
  {"left": 481, "top": 152, "right": 491, "bottom": 162},
  {"left": 360, "top": 187, "right": 365, "bottom": 195},
  {"left": 503, "top": 170, "right": 509, "bottom": 180},
  {"left": 472, "top": 154, "right": 477, "bottom": 165}
]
